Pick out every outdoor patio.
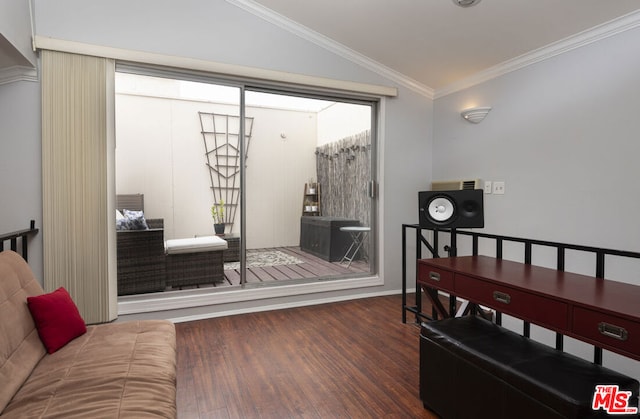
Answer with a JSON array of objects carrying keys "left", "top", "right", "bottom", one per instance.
[{"left": 166, "top": 246, "right": 369, "bottom": 290}]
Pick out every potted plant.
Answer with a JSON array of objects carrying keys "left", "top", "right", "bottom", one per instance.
[{"left": 211, "top": 199, "right": 225, "bottom": 235}]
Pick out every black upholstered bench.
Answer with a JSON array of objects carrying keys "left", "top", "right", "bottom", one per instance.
[{"left": 420, "top": 315, "right": 639, "bottom": 419}]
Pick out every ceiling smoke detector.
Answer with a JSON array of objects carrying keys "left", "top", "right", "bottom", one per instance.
[{"left": 452, "top": 0, "right": 482, "bottom": 7}]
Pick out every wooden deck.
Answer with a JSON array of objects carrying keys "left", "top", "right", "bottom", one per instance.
[{"left": 169, "top": 246, "right": 370, "bottom": 291}]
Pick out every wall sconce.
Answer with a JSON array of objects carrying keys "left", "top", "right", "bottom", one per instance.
[
  {"left": 461, "top": 107, "right": 491, "bottom": 124},
  {"left": 452, "top": 0, "right": 482, "bottom": 7}
]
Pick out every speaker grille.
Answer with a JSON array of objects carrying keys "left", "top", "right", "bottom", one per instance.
[{"left": 461, "top": 180, "right": 479, "bottom": 190}]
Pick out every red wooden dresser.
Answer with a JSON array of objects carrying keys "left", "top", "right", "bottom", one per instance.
[{"left": 418, "top": 255, "right": 640, "bottom": 361}]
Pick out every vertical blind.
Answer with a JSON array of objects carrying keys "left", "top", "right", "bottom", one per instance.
[{"left": 41, "top": 50, "right": 117, "bottom": 324}]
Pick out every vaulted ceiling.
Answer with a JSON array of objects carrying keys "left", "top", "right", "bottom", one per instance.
[{"left": 250, "top": 0, "right": 640, "bottom": 92}]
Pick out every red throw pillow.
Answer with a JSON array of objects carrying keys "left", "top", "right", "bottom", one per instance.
[{"left": 27, "top": 287, "right": 87, "bottom": 354}]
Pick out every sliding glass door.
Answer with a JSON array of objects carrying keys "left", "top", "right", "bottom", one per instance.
[
  {"left": 115, "top": 69, "right": 377, "bottom": 296},
  {"left": 241, "top": 89, "right": 376, "bottom": 285}
]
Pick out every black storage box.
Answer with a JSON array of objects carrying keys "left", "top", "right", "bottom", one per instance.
[{"left": 300, "top": 216, "right": 360, "bottom": 262}]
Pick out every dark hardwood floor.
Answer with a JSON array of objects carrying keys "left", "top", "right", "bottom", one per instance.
[{"left": 175, "top": 293, "right": 438, "bottom": 418}]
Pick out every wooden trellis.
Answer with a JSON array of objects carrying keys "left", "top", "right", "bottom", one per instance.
[{"left": 198, "top": 112, "right": 254, "bottom": 233}]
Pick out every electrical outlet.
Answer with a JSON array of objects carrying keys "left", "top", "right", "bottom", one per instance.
[
  {"left": 493, "top": 181, "right": 505, "bottom": 195},
  {"left": 484, "top": 181, "right": 492, "bottom": 194}
]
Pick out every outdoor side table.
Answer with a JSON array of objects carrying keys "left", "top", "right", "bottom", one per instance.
[{"left": 339, "top": 226, "right": 370, "bottom": 267}]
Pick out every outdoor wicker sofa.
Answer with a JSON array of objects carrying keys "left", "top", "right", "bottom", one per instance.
[
  {"left": 116, "top": 194, "right": 166, "bottom": 295},
  {"left": 116, "top": 218, "right": 166, "bottom": 295}
]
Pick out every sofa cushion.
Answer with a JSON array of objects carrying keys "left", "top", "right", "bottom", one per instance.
[
  {"left": 117, "top": 209, "right": 149, "bottom": 231},
  {"left": 165, "top": 235, "right": 228, "bottom": 254},
  {"left": 0, "top": 251, "right": 46, "bottom": 413},
  {"left": 27, "top": 287, "right": 87, "bottom": 354},
  {"left": 1, "top": 320, "right": 177, "bottom": 418}
]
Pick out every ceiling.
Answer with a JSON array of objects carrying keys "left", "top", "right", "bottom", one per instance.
[
  {"left": 0, "top": 34, "right": 33, "bottom": 69},
  {"left": 250, "top": 0, "right": 640, "bottom": 91},
  {"left": 3, "top": 2, "right": 639, "bottom": 92}
]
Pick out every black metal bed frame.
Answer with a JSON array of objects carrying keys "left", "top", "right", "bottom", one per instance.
[
  {"left": 0, "top": 220, "right": 39, "bottom": 262},
  {"left": 402, "top": 223, "right": 640, "bottom": 365}
]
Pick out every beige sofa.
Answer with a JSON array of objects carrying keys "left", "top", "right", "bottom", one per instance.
[{"left": 0, "top": 250, "right": 177, "bottom": 418}]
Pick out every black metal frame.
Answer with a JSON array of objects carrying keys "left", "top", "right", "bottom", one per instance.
[
  {"left": 402, "top": 223, "right": 640, "bottom": 365},
  {"left": 0, "top": 220, "right": 39, "bottom": 262}
]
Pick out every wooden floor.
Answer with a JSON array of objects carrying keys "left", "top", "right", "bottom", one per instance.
[
  {"left": 175, "top": 293, "right": 438, "bottom": 419},
  {"left": 174, "top": 246, "right": 370, "bottom": 290}
]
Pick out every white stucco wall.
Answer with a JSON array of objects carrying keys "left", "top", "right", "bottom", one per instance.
[
  {"left": 317, "top": 102, "right": 371, "bottom": 146},
  {"left": 115, "top": 74, "right": 378, "bottom": 248},
  {"left": 115, "top": 91, "right": 319, "bottom": 248}
]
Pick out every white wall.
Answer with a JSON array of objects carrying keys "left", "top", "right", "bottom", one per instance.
[
  {"left": 434, "top": 26, "right": 640, "bottom": 257},
  {"left": 0, "top": 80, "right": 43, "bottom": 281},
  {"left": 433, "top": 25, "right": 640, "bottom": 377},
  {"left": 317, "top": 102, "right": 371, "bottom": 146},
  {"left": 115, "top": 87, "right": 373, "bottom": 250},
  {"left": 0, "top": 0, "right": 37, "bottom": 68},
  {"left": 115, "top": 80, "right": 384, "bottom": 250},
  {"left": 0, "top": 1, "right": 41, "bottom": 280},
  {"left": 116, "top": 91, "right": 318, "bottom": 247},
  {"left": 245, "top": 106, "right": 317, "bottom": 248}
]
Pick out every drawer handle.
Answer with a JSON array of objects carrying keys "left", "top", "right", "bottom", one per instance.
[
  {"left": 493, "top": 291, "right": 511, "bottom": 304},
  {"left": 429, "top": 271, "right": 441, "bottom": 282},
  {"left": 598, "top": 322, "right": 628, "bottom": 341}
]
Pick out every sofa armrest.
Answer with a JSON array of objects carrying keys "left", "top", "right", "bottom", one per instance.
[
  {"left": 146, "top": 218, "right": 164, "bottom": 229},
  {"left": 116, "top": 220, "right": 165, "bottom": 295}
]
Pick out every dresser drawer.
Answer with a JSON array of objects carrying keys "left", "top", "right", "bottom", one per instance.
[
  {"left": 417, "top": 264, "right": 454, "bottom": 293},
  {"left": 455, "top": 274, "right": 569, "bottom": 331},
  {"left": 572, "top": 307, "right": 640, "bottom": 359}
]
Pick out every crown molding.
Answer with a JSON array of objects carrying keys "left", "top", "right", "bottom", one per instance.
[
  {"left": 227, "top": 0, "right": 640, "bottom": 101},
  {"left": 226, "top": 0, "right": 434, "bottom": 99},
  {"left": 0, "top": 65, "right": 38, "bottom": 85},
  {"left": 434, "top": 9, "right": 640, "bottom": 99}
]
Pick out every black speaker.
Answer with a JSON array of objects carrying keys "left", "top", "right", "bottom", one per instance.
[{"left": 419, "top": 189, "right": 484, "bottom": 229}]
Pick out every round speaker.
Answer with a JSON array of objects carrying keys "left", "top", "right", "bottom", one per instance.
[
  {"left": 460, "top": 199, "right": 481, "bottom": 218},
  {"left": 427, "top": 196, "right": 456, "bottom": 224},
  {"left": 419, "top": 189, "right": 484, "bottom": 229}
]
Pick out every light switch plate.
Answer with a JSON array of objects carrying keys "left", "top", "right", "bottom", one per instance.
[{"left": 484, "top": 181, "right": 492, "bottom": 194}]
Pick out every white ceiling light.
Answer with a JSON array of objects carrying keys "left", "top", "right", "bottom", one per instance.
[{"left": 452, "top": 0, "right": 482, "bottom": 7}]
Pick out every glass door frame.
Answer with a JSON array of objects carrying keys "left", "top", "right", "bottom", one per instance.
[{"left": 115, "top": 62, "right": 380, "bottom": 289}]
